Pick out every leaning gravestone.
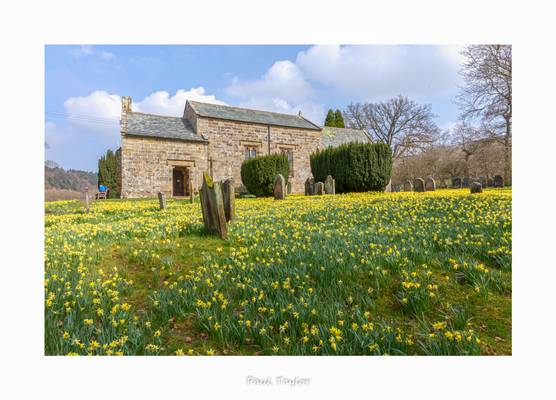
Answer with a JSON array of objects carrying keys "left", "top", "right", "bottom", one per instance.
[
  {"left": 452, "top": 177, "right": 462, "bottom": 188},
  {"left": 305, "top": 177, "right": 315, "bottom": 196},
  {"left": 403, "top": 180, "right": 413, "bottom": 192},
  {"left": 222, "top": 178, "right": 235, "bottom": 223},
  {"left": 470, "top": 181, "right": 483, "bottom": 194},
  {"left": 199, "top": 172, "right": 228, "bottom": 239},
  {"left": 493, "top": 175, "right": 504, "bottom": 187},
  {"left": 286, "top": 181, "right": 292, "bottom": 195},
  {"left": 274, "top": 174, "right": 286, "bottom": 200},
  {"left": 414, "top": 178, "right": 425, "bottom": 193},
  {"left": 157, "top": 191, "right": 166, "bottom": 210},
  {"left": 324, "top": 175, "right": 335, "bottom": 195},
  {"left": 189, "top": 181, "right": 195, "bottom": 203},
  {"left": 425, "top": 177, "right": 436, "bottom": 191}
]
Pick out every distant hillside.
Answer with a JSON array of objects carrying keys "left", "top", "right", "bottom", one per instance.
[{"left": 45, "top": 161, "right": 97, "bottom": 201}]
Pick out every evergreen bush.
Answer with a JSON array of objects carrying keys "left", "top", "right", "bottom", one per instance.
[{"left": 240, "top": 154, "right": 290, "bottom": 197}]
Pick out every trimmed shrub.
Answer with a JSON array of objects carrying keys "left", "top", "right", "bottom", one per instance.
[
  {"left": 241, "top": 154, "right": 290, "bottom": 197},
  {"left": 310, "top": 142, "right": 392, "bottom": 193}
]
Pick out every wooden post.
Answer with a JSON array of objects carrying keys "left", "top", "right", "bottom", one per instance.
[
  {"left": 158, "top": 191, "right": 166, "bottom": 210},
  {"left": 189, "top": 180, "right": 195, "bottom": 204},
  {"left": 222, "top": 178, "right": 235, "bottom": 223},
  {"left": 199, "top": 172, "right": 228, "bottom": 239},
  {"left": 84, "top": 186, "right": 90, "bottom": 213}
]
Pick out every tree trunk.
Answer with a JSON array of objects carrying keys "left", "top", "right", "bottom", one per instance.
[{"left": 504, "top": 115, "right": 511, "bottom": 185}]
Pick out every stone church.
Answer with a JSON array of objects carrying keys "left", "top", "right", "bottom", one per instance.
[{"left": 119, "top": 96, "right": 371, "bottom": 198}]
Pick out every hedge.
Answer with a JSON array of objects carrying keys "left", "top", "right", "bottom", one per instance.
[
  {"left": 310, "top": 142, "right": 392, "bottom": 193},
  {"left": 240, "top": 154, "right": 290, "bottom": 197}
]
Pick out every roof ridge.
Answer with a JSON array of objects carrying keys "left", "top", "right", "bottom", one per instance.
[
  {"left": 188, "top": 100, "right": 319, "bottom": 123},
  {"left": 128, "top": 111, "right": 184, "bottom": 119}
]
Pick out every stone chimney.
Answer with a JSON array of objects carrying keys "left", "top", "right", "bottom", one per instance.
[{"left": 121, "top": 96, "right": 131, "bottom": 134}]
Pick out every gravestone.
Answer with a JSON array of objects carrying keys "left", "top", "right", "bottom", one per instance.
[
  {"left": 189, "top": 181, "right": 195, "bottom": 203},
  {"left": 493, "top": 175, "right": 504, "bottom": 187},
  {"left": 324, "top": 175, "right": 335, "bottom": 195},
  {"left": 305, "top": 177, "right": 314, "bottom": 196},
  {"left": 315, "top": 182, "right": 325, "bottom": 195},
  {"left": 470, "top": 181, "right": 483, "bottom": 194},
  {"left": 462, "top": 177, "right": 473, "bottom": 188},
  {"left": 403, "top": 180, "right": 413, "bottom": 192},
  {"left": 222, "top": 178, "right": 235, "bottom": 223},
  {"left": 84, "top": 187, "right": 90, "bottom": 213},
  {"left": 157, "top": 191, "right": 166, "bottom": 210},
  {"left": 414, "top": 178, "right": 425, "bottom": 193},
  {"left": 286, "top": 181, "right": 292, "bottom": 195},
  {"left": 452, "top": 177, "right": 462, "bottom": 188},
  {"left": 487, "top": 177, "right": 494, "bottom": 187},
  {"left": 425, "top": 177, "right": 436, "bottom": 191},
  {"left": 384, "top": 179, "right": 392, "bottom": 192},
  {"left": 479, "top": 176, "right": 487, "bottom": 187},
  {"left": 274, "top": 174, "right": 286, "bottom": 200},
  {"left": 199, "top": 172, "right": 228, "bottom": 239}
]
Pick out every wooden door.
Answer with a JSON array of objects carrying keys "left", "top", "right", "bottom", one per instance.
[{"left": 173, "top": 168, "right": 185, "bottom": 196}]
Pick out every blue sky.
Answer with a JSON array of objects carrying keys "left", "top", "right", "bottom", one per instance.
[{"left": 45, "top": 45, "right": 465, "bottom": 171}]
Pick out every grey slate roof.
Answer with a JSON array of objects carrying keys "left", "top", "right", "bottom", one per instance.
[
  {"left": 188, "top": 101, "right": 321, "bottom": 131},
  {"left": 321, "top": 126, "right": 372, "bottom": 147},
  {"left": 125, "top": 112, "right": 207, "bottom": 142}
]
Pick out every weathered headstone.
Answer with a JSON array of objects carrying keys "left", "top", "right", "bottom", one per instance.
[
  {"left": 324, "top": 175, "right": 335, "bottom": 195},
  {"left": 274, "top": 174, "right": 286, "bottom": 200},
  {"left": 157, "top": 191, "right": 166, "bottom": 210},
  {"left": 493, "top": 175, "right": 504, "bottom": 187},
  {"left": 199, "top": 172, "right": 228, "bottom": 239},
  {"left": 487, "top": 177, "right": 494, "bottom": 187},
  {"left": 462, "top": 177, "right": 472, "bottom": 188},
  {"left": 452, "top": 177, "right": 462, "bottom": 188},
  {"left": 189, "top": 181, "right": 195, "bottom": 203},
  {"left": 305, "top": 177, "right": 314, "bottom": 196},
  {"left": 384, "top": 179, "right": 392, "bottom": 193},
  {"left": 315, "top": 182, "right": 325, "bottom": 195},
  {"left": 425, "top": 177, "right": 436, "bottom": 191},
  {"left": 84, "top": 187, "right": 90, "bottom": 213},
  {"left": 470, "top": 181, "right": 483, "bottom": 194},
  {"left": 286, "top": 181, "right": 292, "bottom": 195},
  {"left": 222, "top": 178, "right": 235, "bottom": 223},
  {"left": 403, "top": 180, "right": 413, "bottom": 192},
  {"left": 414, "top": 178, "right": 425, "bottom": 193},
  {"left": 479, "top": 176, "right": 487, "bottom": 187}
]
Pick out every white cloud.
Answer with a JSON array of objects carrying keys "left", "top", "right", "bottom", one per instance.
[
  {"left": 227, "top": 60, "right": 313, "bottom": 104},
  {"left": 72, "top": 45, "right": 115, "bottom": 61},
  {"left": 134, "top": 87, "right": 226, "bottom": 116},
  {"left": 295, "top": 45, "right": 463, "bottom": 99}
]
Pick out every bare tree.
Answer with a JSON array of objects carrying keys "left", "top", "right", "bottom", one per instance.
[
  {"left": 457, "top": 45, "right": 512, "bottom": 183},
  {"left": 451, "top": 122, "right": 485, "bottom": 176},
  {"left": 344, "top": 95, "right": 441, "bottom": 159}
]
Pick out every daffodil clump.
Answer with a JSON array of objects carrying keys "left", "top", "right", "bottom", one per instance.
[{"left": 45, "top": 188, "right": 511, "bottom": 355}]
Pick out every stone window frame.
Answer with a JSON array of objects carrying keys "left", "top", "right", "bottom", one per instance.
[
  {"left": 240, "top": 140, "right": 262, "bottom": 160},
  {"left": 277, "top": 144, "right": 296, "bottom": 177}
]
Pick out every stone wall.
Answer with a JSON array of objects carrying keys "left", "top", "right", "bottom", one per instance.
[
  {"left": 197, "top": 116, "right": 321, "bottom": 193},
  {"left": 120, "top": 135, "right": 208, "bottom": 198}
]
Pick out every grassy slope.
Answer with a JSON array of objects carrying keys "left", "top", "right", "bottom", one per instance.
[{"left": 45, "top": 189, "right": 511, "bottom": 356}]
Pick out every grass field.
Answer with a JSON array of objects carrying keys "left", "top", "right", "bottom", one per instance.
[{"left": 45, "top": 188, "right": 511, "bottom": 356}]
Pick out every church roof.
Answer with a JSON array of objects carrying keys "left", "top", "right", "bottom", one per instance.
[
  {"left": 321, "top": 126, "right": 372, "bottom": 147},
  {"left": 124, "top": 112, "right": 207, "bottom": 142},
  {"left": 187, "top": 101, "right": 321, "bottom": 131}
]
